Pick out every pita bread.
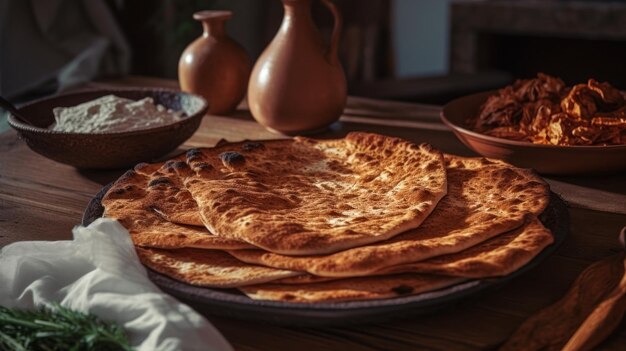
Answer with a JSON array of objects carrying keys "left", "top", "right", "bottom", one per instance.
[
  {"left": 230, "top": 156, "right": 550, "bottom": 277},
  {"left": 175, "top": 132, "right": 447, "bottom": 255},
  {"left": 136, "top": 247, "right": 300, "bottom": 288},
  {"left": 240, "top": 274, "right": 464, "bottom": 303},
  {"left": 103, "top": 169, "right": 252, "bottom": 250},
  {"left": 378, "top": 217, "right": 554, "bottom": 277}
]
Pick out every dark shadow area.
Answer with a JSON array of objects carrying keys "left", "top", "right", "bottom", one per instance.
[
  {"left": 76, "top": 168, "right": 128, "bottom": 186},
  {"left": 479, "top": 34, "right": 626, "bottom": 89},
  {"left": 547, "top": 175, "right": 626, "bottom": 195}
]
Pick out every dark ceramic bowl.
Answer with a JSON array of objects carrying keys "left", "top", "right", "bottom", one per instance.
[
  {"left": 7, "top": 88, "right": 208, "bottom": 169},
  {"left": 441, "top": 91, "right": 626, "bottom": 175}
]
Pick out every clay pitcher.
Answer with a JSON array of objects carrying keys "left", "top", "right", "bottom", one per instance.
[
  {"left": 248, "top": 0, "right": 347, "bottom": 134},
  {"left": 179, "top": 11, "right": 251, "bottom": 115}
]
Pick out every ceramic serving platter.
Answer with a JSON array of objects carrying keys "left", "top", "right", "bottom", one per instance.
[
  {"left": 83, "top": 184, "right": 568, "bottom": 326},
  {"left": 441, "top": 91, "right": 626, "bottom": 176}
]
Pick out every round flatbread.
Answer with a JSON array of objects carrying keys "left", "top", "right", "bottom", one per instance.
[
  {"left": 240, "top": 274, "right": 464, "bottom": 303},
  {"left": 175, "top": 132, "right": 447, "bottom": 255},
  {"left": 136, "top": 247, "right": 300, "bottom": 288},
  {"left": 266, "top": 217, "right": 553, "bottom": 286},
  {"left": 378, "top": 217, "right": 554, "bottom": 277},
  {"left": 230, "top": 155, "right": 550, "bottom": 277},
  {"left": 126, "top": 156, "right": 204, "bottom": 227},
  {"left": 102, "top": 167, "right": 252, "bottom": 250},
  {"left": 272, "top": 275, "right": 339, "bottom": 285}
]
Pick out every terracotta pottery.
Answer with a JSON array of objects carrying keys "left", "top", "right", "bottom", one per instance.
[
  {"left": 248, "top": 0, "right": 347, "bottom": 134},
  {"left": 179, "top": 11, "right": 250, "bottom": 115},
  {"left": 441, "top": 91, "right": 626, "bottom": 175}
]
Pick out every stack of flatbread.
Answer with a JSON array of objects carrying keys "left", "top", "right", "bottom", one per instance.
[{"left": 102, "top": 132, "right": 554, "bottom": 303}]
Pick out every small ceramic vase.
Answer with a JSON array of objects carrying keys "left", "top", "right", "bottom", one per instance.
[
  {"left": 179, "top": 11, "right": 251, "bottom": 115},
  {"left": 248, "top": 0, "right": 347, "bottom": 134}
]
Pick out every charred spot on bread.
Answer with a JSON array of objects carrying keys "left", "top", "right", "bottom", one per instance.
[
  {"left": 162, "top": 160, "right": 180, "bottom": 173},
  {"left": 186, "top": 148, "right": 202, "bottom": 162},
  {"left": 391, "top": 285, "right": 414, "bottom": 295},
  {"left": 166, "top": 161, "right": 189, "bottom": 170},
  {"left": 219, "top": 151, "right": 246, "bottom": 167},
  {"left": 186, "top": 148, "right": 201, "bottom": 157},
  {"left": 148, "top": 177, "right": 171, "bottom": 187},
  {"left": 282, "top": 294, "right": 296, "bottom": 301},
  {"left": 242, "top": 142, "right": 264, "bottom": 151},
  {"left": 195, "top": 162, "right": 213, "bottom": 171}
]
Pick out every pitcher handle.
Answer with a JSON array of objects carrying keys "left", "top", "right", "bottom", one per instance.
[{"left": 321, "top": 0, "right": 342, "bottom": 65}]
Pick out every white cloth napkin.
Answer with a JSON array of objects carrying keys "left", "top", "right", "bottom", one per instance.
[{"left": 0, "top": 218, "right": 233, "bottom": 351}]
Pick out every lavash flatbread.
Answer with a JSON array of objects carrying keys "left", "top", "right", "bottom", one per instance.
[
  {"left": 240, "top": 274, "right": 464, "bottom": 303},
  {"left": 132, "top": 158, "right": 205, "bottom": 227},
  {"left": 239, "top": 218, "right": 551, "bottom": 302},
  {"left": 378, "top": 217, "right": 553, "bottom": 277},
  {"left": 175, "top": 132, "right": 447, "bottom": 255},
  {"left": 272, "top": 275, "right": 339, "bottom": 285},
  {"left": 107, "top": 155, "right": 205, "bottom": 227},
  {"left": 269, "top": 217, "right": 553, "bottom": 286},
  {"left": 102, "top": 168, "right": 252, "bottom": 250},
  {"left": 136, "top": 247, "right": 300, "bottom": 288},
  {"left": 229, "top": 155, "right": 550, "bottom": 277}
]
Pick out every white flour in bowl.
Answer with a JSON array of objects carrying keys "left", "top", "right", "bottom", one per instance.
[{"left": 51, "top": 95, "right": 186, "bottom": 133}]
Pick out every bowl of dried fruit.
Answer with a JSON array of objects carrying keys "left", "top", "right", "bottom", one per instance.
[{"left": 441, "top": 74, "right": 626, "bottom": 175}]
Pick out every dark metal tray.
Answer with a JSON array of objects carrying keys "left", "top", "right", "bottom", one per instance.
[{"left": 83, "top": 183, "right": 568, "bottom": 326}]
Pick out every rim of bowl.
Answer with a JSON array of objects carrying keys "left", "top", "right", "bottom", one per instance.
[
  {"left": 440, "top": 91, "right": 626, "bottom": 150},
  {"left": 7, "top": 87, "right": 209, "bottom": 136}
]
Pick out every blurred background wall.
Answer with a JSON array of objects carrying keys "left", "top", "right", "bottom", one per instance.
[
  {"left": 0, "top": 0, "right": 457, "bottom": 103},
  {"left": 393, "top": 0, "right": 452, "bottom": 78},
  {"left": 112, "top": 0, "right": 455, "bottom": 82},
  {"left": 3, "top": 0, "right": 626, "bottom": 107}
]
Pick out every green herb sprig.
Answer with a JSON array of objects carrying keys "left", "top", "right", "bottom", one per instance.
[{"left": 0, "top": 304, "right": 133, "bottom": 351}]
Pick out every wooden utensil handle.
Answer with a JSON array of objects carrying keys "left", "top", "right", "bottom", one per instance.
[
  {"left": 500, "top": 253, "right": 626, "bottom": 351},
  {"left": 0, "top": 95, "right": 36, "bottom": 126},
  {"left": 562, "top": 254, "right": 626, "bottom": 351}
]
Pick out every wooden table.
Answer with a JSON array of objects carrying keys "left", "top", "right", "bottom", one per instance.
[{"left": 1, "top": 77, "right": 625, "bottom": 350}]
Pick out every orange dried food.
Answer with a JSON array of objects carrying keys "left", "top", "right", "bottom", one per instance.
[
  {"left": 588, "top": 79, "right": 625, "bottom": 109},
  {"left": 473, "top": 73, "right": 566, "bottom": 132},
  {"left": 471, "top": 74, "right": 626, "bottom": 146},
  {"left": 561, "top": 84, "right": 599, "bottom": 119}
]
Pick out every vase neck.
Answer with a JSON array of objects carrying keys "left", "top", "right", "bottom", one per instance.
[
  {"left": 283, "top": 0, "right": 313, "bottom": 17},
  {"left": 202, "top": 20, "right": 226, "bottom": 38},
  {"left": 193, "top": 11, "right": 231, "bottom": 38}
]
